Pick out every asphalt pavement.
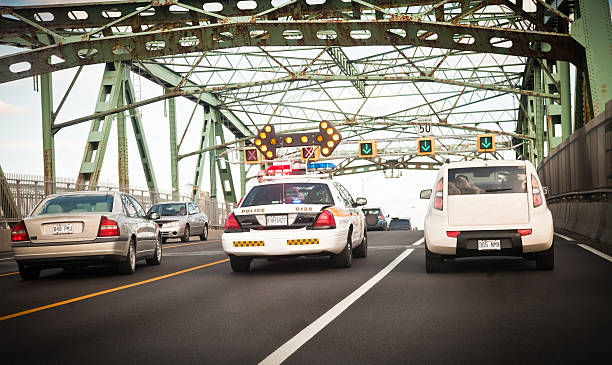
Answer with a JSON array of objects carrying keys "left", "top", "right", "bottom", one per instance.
[{"left": 0, "top": 230, "right": 610, "bottom": 364}]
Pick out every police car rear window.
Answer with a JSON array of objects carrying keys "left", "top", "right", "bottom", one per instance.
[
  {"left": 448, "top": 166, "right": 527, "bottom": 195},
  {"left": 241, "top": 183, "right": 334, "bottom": 206}
]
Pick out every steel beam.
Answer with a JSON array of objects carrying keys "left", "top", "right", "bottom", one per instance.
[
  {"left": 116, "top": 84, "right": 129, "bottom": 192},
  {"left": 0, "top": 19, "right": 585, "bottom": 84},
  {"left": 40, "top": 71, "right": 55, "bottom": 195},
  {"left": 168, "top": 97, "right": 179, "bottom": 200},
  {"left": 572, "top": 0, "right": 612, "bottom": 116},
  {"left": 326, "top": 47, "right": 366, "bottom": 97},
  {"left": 192, "top": 107, "right": 212, "bottom": 201}
]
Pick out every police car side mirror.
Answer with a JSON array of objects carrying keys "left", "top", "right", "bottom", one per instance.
[
  {"left": 420, "top": 189, "right": 432, "bottom": 199},
  {"left": 354, "top": 197, "right": 367, "bottom": 206}
]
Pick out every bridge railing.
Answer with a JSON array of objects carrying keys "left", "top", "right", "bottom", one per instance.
[
  {"left": 0, "top": 174, "right": 233, "bottom": 229},
  {"left": 538, "top": 100, "right": 612, "bottom": 246}
]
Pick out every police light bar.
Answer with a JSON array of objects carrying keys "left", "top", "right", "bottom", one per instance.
[{"left": 307, "top": 162, "right": 337, "bottom": 169}]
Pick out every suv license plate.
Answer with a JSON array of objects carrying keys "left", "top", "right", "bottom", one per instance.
[
  {"left": 266, "top": 215, "right": 288, "bottom": 226},
  {"left": 478, "top": 239, "right": 501, "bottom": 250},
  {"left": 53, "top": 223, "right": 73, "bottom": 235}
]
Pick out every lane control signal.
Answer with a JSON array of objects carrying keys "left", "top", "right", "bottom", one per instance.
[
  {"left": 358, "top": 140, "right": 377, "bottom": 158},
  {"left": 243, "top": 147, "right": 260, "bottom": 164},
  {"left": 301, "top": 146, "right": 320, "bottom": 161},
  {"left": 253, "top": 121, "right": 342, "bottom": 160},
  {"left": 417, "top": 137, "right": 435, "bottom": 156},
  {"left": 477, "top": 134, "right": 495, "bottom": 153}
]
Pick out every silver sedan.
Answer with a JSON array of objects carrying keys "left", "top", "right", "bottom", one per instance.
[
  {"left": 11, "top": 191, "right": 162, "bottom": 280},
  {"left": 147, "top": 201, "right": 209, "bottom": 243}
]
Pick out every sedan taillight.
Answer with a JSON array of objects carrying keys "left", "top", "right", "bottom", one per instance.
[
  {"left": 11, "top": 220, "right": 29, "bottom": 242},
  {"left": 98, "top": 216, "right": 119, "bottom": 237}
]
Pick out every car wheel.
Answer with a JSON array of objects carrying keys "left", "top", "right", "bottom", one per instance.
[
  {"left": 353, "top": 229, "right": 368, "bottom": 258},
  {"left": 230, "top": 256, "right": 252, "bottom": 272},
  {"left": 333, "top": 233, "right": 353, "bottom": 268},
  {"left": 18, "top": 264, "right": 40, "bottom": 280},
  {"left": 181, "top": 225, "right": 190, "bottom": 242},
  {"left": 536, "top": 243, "right": 554, "bottom": 270},
  {"left": 118, "top": 240, "right": 136, "bottom": 275},
  {"left": 199, "top": 224, "right": 208, "bottom": 241},
  {"left": 146, "top": 235, "right": 162, "bottom": 265},
  {"left": 425, "top": 243, "right": 443, "bottom": 273}
]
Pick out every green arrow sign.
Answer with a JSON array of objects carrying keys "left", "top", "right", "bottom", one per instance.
[
  {"left": 361, "top": 143, "right": 372, "bottom": 155},
  {"left": 420, "top": 140, "right": 431, "bottom": 152},
  {"left": 481, "top": 137, "right": 491, "bottom": 148}
]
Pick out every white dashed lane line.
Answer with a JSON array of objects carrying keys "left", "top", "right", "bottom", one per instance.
[
  {"left": 259, "top": 237, "right": 424, "bottom": 365},
  {"left": 554, "top": 232, "right": 575, "bottom": 242}
]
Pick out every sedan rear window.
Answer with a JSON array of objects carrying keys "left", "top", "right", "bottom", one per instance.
[
  {"left": 448, "top": 166, "right": 527, "bottom": 195},
  {"left": 241, "top": 183, "right": 334, "bottom": 207},
  {"left": 33, "top": 195, "right": 114, "bottom": 215}
]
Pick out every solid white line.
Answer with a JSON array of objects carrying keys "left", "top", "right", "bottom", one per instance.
[
  {"left": 577, "top": 244, "right": 612, "bottom": 263},
  {"left": 0, "top": 257, "right": 14, "bottom": 261},
  {"left": 259, "top": 237, "right": 424, "bottom": 365},
  {"left": 554, "top": 232, "right": 575, "bottom": 242}
]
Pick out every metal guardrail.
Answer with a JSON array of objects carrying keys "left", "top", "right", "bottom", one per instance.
[{"left": 0, "top": 175, "right": 233, "bottom": 229}]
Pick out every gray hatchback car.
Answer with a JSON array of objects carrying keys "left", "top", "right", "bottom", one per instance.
[
  {"left": 147, "top": 201, "right": 209, "bottom": 243},
  {"left": 11, "top": 191, "right": 162, "bottom": 280}
]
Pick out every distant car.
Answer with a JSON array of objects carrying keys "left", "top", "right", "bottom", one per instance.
[
  {"left": 11, "top": 191, "right": 162, "bottom": 280},
  {"left": 420, "top": 159, "right": 554, "bottom": 273},
  {"left": 147, "top": 201, "right": 209, "bottom": 243},
  {"left": 222, "top": 175, "right": 368, "bottom": 272},
  {"left": 388, "top": 218, "right": 412, "bottom": 230},
  {"left": 362, "top": 208, "right": 390, "bottom": 231}
]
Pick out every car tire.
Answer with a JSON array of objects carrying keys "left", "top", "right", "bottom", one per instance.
[
  {"left": 230, "top": 256, "right": 252, "bottom": 272},
  {"left": 181, "top": 225, "right": 190, "bottom": 242},
  {"left": 333, "top": 233, "right": 353, "bottom": 268},
  {"left": 536, "top": 243, "right": 554, "bottom": 270},
  {"left": 425, "top": 243, "right": 443, "bottom": 273},
  {"left": 353, "top": 229, "right": 367, "bottom": 258},
  {"left": 18, "top": 264, "right": 40, "bottom": 280},
  {"left": 118, "top": 240, "right": 136, "bottom": 275},
  {"left": 199, "top": 224, "right": 208, "bottom": 241},
  {"left": 146, "top": 235, "right": 162, "bottom": 265}
]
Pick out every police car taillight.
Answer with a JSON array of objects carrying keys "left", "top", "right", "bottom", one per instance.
[
  {"left": 313, "top": 210, "right": 336, "bottom": 229},
  {"left": 224, "top": 213, "right": 242, "bottom": 232},
  {"left": 434, "top": 178, "right": 443, "bottom": 210}
]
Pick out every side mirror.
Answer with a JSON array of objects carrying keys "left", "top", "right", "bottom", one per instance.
[
  {"left": 354, "top": 197, "right": 367, "bottom": 206},
  {"left": 420, "top": 189, "right": 432, "bottom": 199},
  {"left": 149, "top": 212, "right": 160, "bottom": 220}
]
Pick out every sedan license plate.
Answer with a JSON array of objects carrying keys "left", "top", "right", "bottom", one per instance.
[
  {"left": 53, "top": 223, "right": 73, "bottom": 235},
  {"left": 478, "top": 239, "right": 501, "bottom": 251},
  {"left": 266, "top": 215, "right": 288, "bottom": 226}
]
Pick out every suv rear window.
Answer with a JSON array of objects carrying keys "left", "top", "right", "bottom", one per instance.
[
  {"left": 241, "top": 183, "right": 334, "bottom": 207},
  {"left": 34, "top": 195, "right": 114, "bottom": 215},
  {"left": 363, "top": 209, "right": 382, "bottom": 215},
  {"left": 448, "top": 166, "right": 527, "bottom": 195}
]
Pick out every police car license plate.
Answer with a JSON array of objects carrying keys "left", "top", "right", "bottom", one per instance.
[
  {"left": 478, "top": 239, "right": 501, "bottom": 250},
  {"left": 266, "top": 215, "right": 288, "bottom": 226},
  {"left": 53, "top": 223, "right": 73, "bottom": 234}
]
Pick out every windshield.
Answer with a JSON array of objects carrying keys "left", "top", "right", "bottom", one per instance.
[
  {"left": 448, "top": 166, "right": 527, "bottom": 195},
  {"left": 149, "top": 203, "right": 187, "bottom": 216},
  {"left": 363, "top": 209, "right": 382, "bottom": 215},
  {"left": 33, "top": 195, "right": 114, "bottom": 215},
  {"left": 241, "top": 183, "right": 334, "bottom": 207}
]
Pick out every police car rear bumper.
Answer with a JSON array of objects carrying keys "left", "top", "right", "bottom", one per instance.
[{"left": 222, "top": 229, "right": 347, "bottom": 256}]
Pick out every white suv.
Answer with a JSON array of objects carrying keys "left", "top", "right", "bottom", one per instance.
[{"left": 420, "top": 159, "right": 554, "bottom": 272}]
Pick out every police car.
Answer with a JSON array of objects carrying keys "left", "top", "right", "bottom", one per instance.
[{"left": 222, "top": 175, "right": 368, "bottom": 272}]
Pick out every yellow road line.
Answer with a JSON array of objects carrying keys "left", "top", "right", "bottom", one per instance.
[
  {"left": 165, "top": 239, "right": 220, "bottom": 249},
  {"left": 0, "top": 258, "right": 229, "bottom": 321},
  {"left": 0, "top": 271, "right": 18, "bottom": 277}
]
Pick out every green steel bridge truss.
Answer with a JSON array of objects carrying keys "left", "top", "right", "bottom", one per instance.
[{"left": 0, "top": 0, "right": 610, "bottom": 204}]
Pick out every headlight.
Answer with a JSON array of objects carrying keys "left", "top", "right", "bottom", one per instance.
[{"left": 165, "top": 221, "right": 181, "bottom": 228}]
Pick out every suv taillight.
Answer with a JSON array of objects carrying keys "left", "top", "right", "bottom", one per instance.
[
  {"left": 11, "top": 220, "right": 29, "bottom": 242},
  {"left": 313, "top": 210, "right": 336, "bottom": 229},
  {"left": 531, "top": 175, "right": 543, "bottom": 208},
  {"left": 224, "top": 213, "right": 242, "bottom": 232},
  {"left": 98, "top": 216, "right": 119, "bottom": 237},
  {"left": 434, "top": 178, "right": 443, "bottom": 210}
]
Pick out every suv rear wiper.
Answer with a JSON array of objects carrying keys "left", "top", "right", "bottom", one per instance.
[{"left": 485, "top": 188, "right": 514, "bottom": 192}]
